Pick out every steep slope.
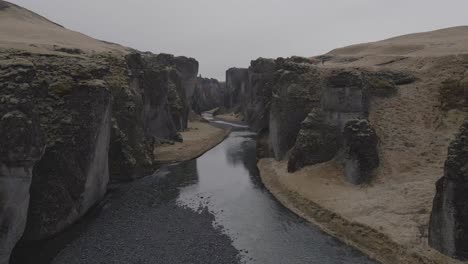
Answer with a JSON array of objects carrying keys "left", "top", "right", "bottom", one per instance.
[{"left": 0, "top": 0, "right": 127, "bottom": 55}]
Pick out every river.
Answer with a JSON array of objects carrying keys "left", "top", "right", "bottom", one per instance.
[{"left": 12, "top": 117, "right": 376, "bottom": 264}]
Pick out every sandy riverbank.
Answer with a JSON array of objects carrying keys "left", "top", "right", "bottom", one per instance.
[
  {"left": 214, "top": 113, "right": 243, "bottom": 123},
  {"left": 257, "top": 159, "right": 466, "bottom": 264},
  {"left": 154, "top": 121, "right": 231, "bottom": 163},
  {"left": 251, "top": 26, "right": 468, "bottom": 264}
]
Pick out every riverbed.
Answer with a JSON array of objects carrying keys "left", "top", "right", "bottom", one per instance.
[{"left": 12, "top": 118, "right": 376, "bottom": 264}]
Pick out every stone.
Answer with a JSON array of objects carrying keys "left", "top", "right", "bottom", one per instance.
[
  {"left": 191, "top": 78, "right": 224, "bottom": 114},
  {"left": 0, "top": 4, "right": 202, "bottom": 260},
  {"left": 24, "top": 79, "right": 112, "bottom": 241},
  {"left": 343, "top": 119, "right": 379, "bottom": 184},
  {"left": 288, "top": 110, "right": 341, "bottom": 172},
  {"left": 429, "top": 119, "right": 468, "bottom": 260},
  {"left": 173, "top": 56, "right": 199, "bottom": 109},
  {"left": 243, "top": 58, "right": 276, "bottom": 131},
  {"left": 224, "top": 68, "right": 249, "bottom": 110},
  {"left": 321, "top": 70, "right": 368, "bottom": 129},
  {"left": 0, "top": 110, "right": 44, "bottom": 264},
  {"left": 109, "top": 52, "right": 198, "bottom": 181},
  {"left": 269, "top": 61, "right": 321, "bottom": 160},
  {"left": 370, "top": 70, "right": 416, "bottom": 85},
  {"left": 365, "top": 75, "right": 397, "bottom": 97}
]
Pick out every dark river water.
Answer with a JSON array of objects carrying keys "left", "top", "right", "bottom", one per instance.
[
  {"left": 12, "top": 118, "right": 377, "bottom": 264},
  {"left": 175, "top": 119, "right": 375, "bottom": 264}
]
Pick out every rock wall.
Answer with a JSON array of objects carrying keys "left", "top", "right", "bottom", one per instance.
[
  {"left": 287, "top": 109, "right": 340, "bottom": 173},
  {"left": 0, "top": 52, "right": 113, "bottom": 262},
  {"left": 224, "top": 56, "right": 413, "bottom": 184},
  {"left": 0, "top": 109, "right": 44, "bottom": 264},
  {"left": 224, "top": 68, "right": 249, "bottom": 111},
  {"left": 242, "top": 59, "right": 276, "bottom": 131},
  {"left": 224, "top": 59, "right": 276, "bottom": 131},
  {"left": 0, "top": 54, "right": 114, "bottom": 243},
  {"left": 429, "top": 119, "right": 468, "bottom": 260},
  {"left": 268, "top": 59, "right": 322, "bottom": 160},
  {"left": 191, "top": 77, "right": 225, "bottom": 114},
  {"left": 108, "top": 52, "right": 198, "bottom": 181},
  {"left": 285, "top": 67, "right": 399, "bottom": 181},
  {"left": 0, "top": 49, "right": 198, "bottom": 261},
  {"left": 342, "top": 119, "right": 379, "bottom": 184},
  {"left": 131, "top": 53, "right": 199, "bottom": 132}
]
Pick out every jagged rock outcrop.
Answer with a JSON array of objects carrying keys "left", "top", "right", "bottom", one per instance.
[
  {"left": 0, "top": 1, "right": 201, "bottom": 261},
  {"left": 242, "top": 58, "right": 276, "bottom": 131},
  {"left": 224, "top": 58, "right": 321, "bottom": 158},
  {"left": 173, "top": 56, "right": 199, "bottom": 110},
  {"left": 108, "top": 52, "right": 199, "bottom": 181},
  {"left": 321, "top": 70, "right": 368, "bottom": 128},
  {"left": 288, "top": 110, "right": 341, "bottom": 172},
  {"left": 429, "top": 120, "right": 468, "bottom": 260},
  {"left": 224, "top": 68, "right": 249, "bottom": 110},
  {"left": 0, "top": 51, "right": 200, "bottom": 243},
  {"left": 287, "top": 69, "right": 377, "bottom": 175},
  {"left": 0, "top": 53, "right": 112, "bottom": 251},
  {"left": 131, "top": 53, "right": 198, "bottom": 132},
  {"left": 0, "top": 51, "right": 199, "bottom": 260},
  {"left": 269, "top": 60, "right": 322, "bottom": 160},
  {"left": 224, "top": 56, "right": 414, "bottom": 184},
  {"left": 343, "top": 119, "right": 379, "bottom": 184},
  {"left": 191, "top": 77, "right": 224, "bottom": 114}
]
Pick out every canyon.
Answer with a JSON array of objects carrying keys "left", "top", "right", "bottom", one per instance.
[
  {"left": 1, "top": 1, "right": 468, "bottom": 264},
  {"left": 220, "top": 26, "right": 468, "bottom": 263},
  {"left": 0, "top": 1, "right": 226, "bottom": 263}
]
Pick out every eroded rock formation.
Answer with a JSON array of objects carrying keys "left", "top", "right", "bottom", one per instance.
[
  {"left": 269, "top": 60, "right": 321, "bottom": 160},
  {"left": 0, "top": 110, "right": 44, "bottom": 264},
  {"left": 191, "top": 77, "right": 225, "bottom": 114},
  {"left": 0, "top": 53, "right": 114, "bottom": 244},
  {"left": 0, "top": 0, "right": 206, "bottom": 260},
  {"left": 107, "top": 52, "right": 199, "bottom": 181},
  {"left": 0, "top": 51, "right": 199, "bottom": 261},
  {"left": 429, "top": 119, "right": 468, "bottom": 260},
  {"left": 241, "top": 58, "right": 276, "bottom": 131},
  {"left": 288, "top": 110, "right": 340, "bottom": 173},
  {"left": 224, "top": 56, "right": 412, "bottom": 184},
  {"left": 0, "top": 42, "right": 198, "bottom": 264},
  {"left": 343, "top": 119, "right": 379, "bottom": 184},
  {"left": 224, "top": 68, "right": 249, "bottom": 111}
]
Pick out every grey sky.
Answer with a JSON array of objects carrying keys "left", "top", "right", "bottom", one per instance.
[{"left": 9, "top": 0, "right": 468, "bottom": 80}]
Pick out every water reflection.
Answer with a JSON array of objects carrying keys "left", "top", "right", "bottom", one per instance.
[
  {"left": 177, "top": 129, "right": 376, "bottom": 264},
  {"left": 224, "top": 132, "right": 262, "bottom": 187},
  {"left": 12, "top": 119, "right": 376, "bottom": 264}
]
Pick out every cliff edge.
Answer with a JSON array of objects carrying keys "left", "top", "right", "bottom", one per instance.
[
  {"left": 224, "top": 26, "right": 468, "bottom": 264},
  {"left": 0, "top": 2, "right": 216, "bottom": 263}
]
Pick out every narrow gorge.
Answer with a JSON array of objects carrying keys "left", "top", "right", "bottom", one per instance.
[{"left": 1, "top": 1, "right": 468, "bottom": 264}]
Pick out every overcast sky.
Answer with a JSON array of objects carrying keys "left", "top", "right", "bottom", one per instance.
[{"left": 9, "top": 0, "right": 468, "bottom": 80}]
